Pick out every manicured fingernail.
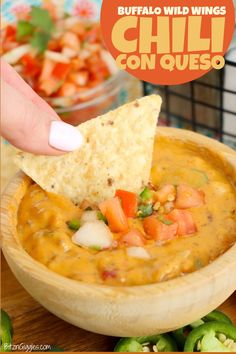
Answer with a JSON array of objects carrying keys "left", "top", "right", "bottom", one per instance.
[{"left": 49, "top": 121, "right": 83, "bottom": 151}]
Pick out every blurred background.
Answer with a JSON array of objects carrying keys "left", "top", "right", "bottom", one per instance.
[{"left": 1, "top": 0, "right": 236, "bottom": 191}]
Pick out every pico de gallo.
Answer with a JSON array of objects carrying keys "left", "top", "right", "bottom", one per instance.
[
  {"left": 1, "top": 5, "right": 116, "bottom": 109},
  {"left": 70, "top": 182, "right": 204, "bottom": 251}
]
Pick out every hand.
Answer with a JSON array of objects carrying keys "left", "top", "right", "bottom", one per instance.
[{"left": 0, "top": 59, "right": 83, "bottom": 155}]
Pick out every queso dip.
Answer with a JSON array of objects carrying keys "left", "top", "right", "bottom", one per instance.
[{"left": 17, "top": 137, "right": 236, "bottom": 286}]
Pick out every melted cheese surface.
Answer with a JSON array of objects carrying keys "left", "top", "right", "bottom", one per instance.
[{"left": 18, "top": 137, "right": 236, "bottom": 285}]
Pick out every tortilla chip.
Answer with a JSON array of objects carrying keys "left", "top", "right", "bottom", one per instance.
[{"left": 15, "top": 95, "right": 162, "bottom": 204}]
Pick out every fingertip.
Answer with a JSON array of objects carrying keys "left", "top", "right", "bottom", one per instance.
[{"left": 49, "top": 121, "right": 84, "bottom": 152}]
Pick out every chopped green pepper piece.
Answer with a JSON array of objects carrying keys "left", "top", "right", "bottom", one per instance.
[
  {"left": 138, "top": 204, "right": 153, "bottom": 218},
  {"left": 194, "top": 258, "right": 203, "bottom": 270},
  {"left": 97, "top": 211, "right": 108, "bottom": 224},
  {"left": 140, "top": 187, "right": 153, "bottom": 202},
  {"left": 158, "top": 215, "right": 173, "bottom": 225},
  {"left": 114, "top": 334, "right": 177, "bottom": 352},
  {"left": 1, "top": 310, "right": 12, "bottom": 352},
  {"left": 58, "top": 111, "right": 70, "bottom": 119},
  {"left": 184, "top": 322, "right": 236, "bottom": 352},
  {"left": 90, "top": 245, "right": 102, "bottom": 251},
  {"left": 190, "top": 168, "right": 209, "bottom": 185},
  {"left": 66, "top": 219, "right": 81, "bottom": 231}
]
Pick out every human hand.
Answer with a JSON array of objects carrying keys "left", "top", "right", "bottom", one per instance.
[{"left": 0, "top": 59, "right": 83, "bottom": 155}]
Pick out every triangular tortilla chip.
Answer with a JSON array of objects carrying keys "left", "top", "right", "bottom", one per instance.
[{"left": 15, "top": 95, "right": 162, "bottom": 204}]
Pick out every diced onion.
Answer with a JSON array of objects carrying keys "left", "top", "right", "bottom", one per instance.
[
  {"left": 127, "top": 247, "right": 151, "bottom": 260},
  {"left": 212, "top": 182, "right": 230, "bottom": 195},
  {"left": 14, "top": 65, "right": 23, "bottom": 73},
  {"left": 62, "top": 47, "right": 77, "bottom": 59},
  {"left": 72, "top": 221, "right": 112, "bottom": 249},
  {"left": 79, "top": 49, "right": 91, "bottom": 60},
  {"left": 81, "top": 211, "right": 98, "bottom": 223},
  {"left": 2, "top": 44, "right": 31, "bottom": 65},
  {"left": 51, "top": 97, "right": 73, "bottom": 108},
  {"left": 45, "top": 50, "right": 70, "bottom": 63}
]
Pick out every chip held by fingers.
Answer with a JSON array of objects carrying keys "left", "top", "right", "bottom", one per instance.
[{"left": 15, "top": 95, "right": 162, "bottom": 204}]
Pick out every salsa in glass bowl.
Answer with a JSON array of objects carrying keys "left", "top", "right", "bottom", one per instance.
[{"left": 1, "top": 5, "right": 137, "bottom": 124}]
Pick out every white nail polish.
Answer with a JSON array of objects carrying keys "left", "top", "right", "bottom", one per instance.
[{"left": 49, "top": 121, "right": 83, "bottom": 151}]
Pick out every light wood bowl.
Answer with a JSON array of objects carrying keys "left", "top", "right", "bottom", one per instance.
[{"left": 1, "top": 128, "right": 236, "bottom": 337}]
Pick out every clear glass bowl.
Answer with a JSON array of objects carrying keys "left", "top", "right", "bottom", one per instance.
[{"left": 47, "top": 70, "right": 142, "bottom": 125}]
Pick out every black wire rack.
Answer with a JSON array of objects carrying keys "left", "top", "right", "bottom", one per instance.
[{"left": 142, "top": 57, "right": 236, "bottom": 150}]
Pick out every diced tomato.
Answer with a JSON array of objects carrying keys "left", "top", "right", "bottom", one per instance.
[
  {"left": 71, "top": 58, "right": 85, "bottom": 71},
  {"left": 120, "top": 229, "right": 146, "bottom": 247},
  {"left": 84, "top": 24, "right": 101, "bottom": 43},
  {"left": 115, "top": 190, "right": 138, "bottom": 218},
  {"left": 175, "top": 185, "right": 205, "bottom": 209},
  {"left": 90, "top": 59, "right": 110, "bottom": 81},
  {"left": 71, "top": 22, "right": 86, "bottom": 37},
  {"left": 167, "top": 209, "right": 197, "bottom": 236},
  {"left": 58, "top": 82, "right": 77, "bottom": 97},
  {"left": 52, "top": 63, "right": 71, "bottom": 80},
  {"left": 21, "top": 54, "right": 41, "bottom": 77},
  {"left": 48, "top": 39, "right": 61, "bottom": 51},
  {"left": 2, "top": 41, "right": 18, "bottom": 52},
  {"left": 99, "top": 197, "right": 128, "bottom": 233},
  {"left": 101, "top": 269, "right": 117, "bottom": 280},
  {"left": 69, "top": 71, "right": 89, "bottom": 86},
  {"left": 5, "top": 25, "right": 17, "bottom": 41},
  {"left": 143, "top": 216, "right": 178, "bottom": 242},
  {"left": 42, "top": 2, "right": 57, "bottom": 20},
  {"left": 60, "top": 31, "right": 80, "bottom": 51},
  {"left": 2, "top": 25, "right": 17, "bottom": 51},
  {"left": 155, "top": 184, "right": 176, "bottom": 203},
  {"left": 80, "top": 199, "right": 96, "bottom": 210},
  {"left": 99, "top": 198, "right": 111, "bottom": 215}
]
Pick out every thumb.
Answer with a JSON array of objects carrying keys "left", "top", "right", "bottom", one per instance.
[{"left": 1, "top": 61, "right": 83, "bottom": 155}]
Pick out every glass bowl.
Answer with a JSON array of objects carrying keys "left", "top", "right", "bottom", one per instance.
[{"left": 47, "top": 70, "right": 142, "bottom": 125}]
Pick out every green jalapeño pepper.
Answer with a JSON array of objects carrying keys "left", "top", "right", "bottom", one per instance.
[
  {"left": 202, "top": 310, "right": 232, "bottom": 325},
  {"left": 172, "top": 310, "right": 232, "bottom": 350},
  {"left": 173, "top": 327, "right": 197, "bottom": 350},
  {"left": 184, "top": 321, "right": 236, "bottom": 352},
  {"left": 97, "top": 211, "right": 108, "bottom": 224},
  {"left": 0, "top": 310, "right": 13, "bottom": 352},
  {"left": 66, "top": 219, "right": 81, "bottom": 230},
  {"left": 139, "top": 187, "right": 153, "bottom": 203},
  {"left": 114, "top": 334, "right": 177, "bottom": 352},
  {"left": 137, "top": 204, "right": 153, "bottom": 218},
  {"left": 114, "top": 338, "right": 143, "bottom": 352},
  {"left": 46, "top": 345, "right": 64, "bottom": 352}
]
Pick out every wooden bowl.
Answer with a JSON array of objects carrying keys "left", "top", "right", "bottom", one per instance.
[{"left": 1, "top": 128, "right": 236, "bottom": 337}]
